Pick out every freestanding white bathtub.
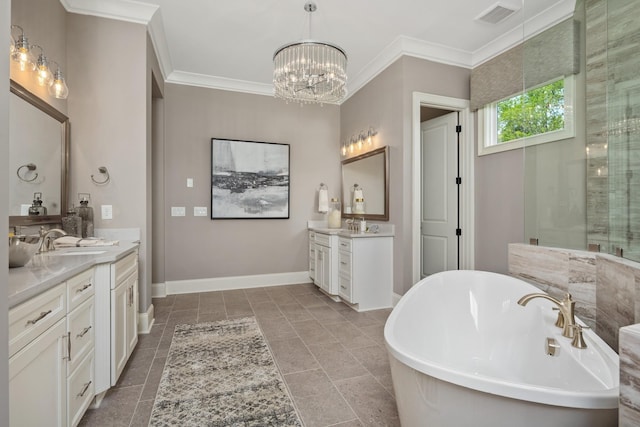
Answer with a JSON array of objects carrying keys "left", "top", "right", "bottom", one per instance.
[{"left": 384, "top": 270, "right": 619, "bottom": 427}]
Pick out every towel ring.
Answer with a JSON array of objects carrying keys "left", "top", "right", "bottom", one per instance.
[
  {"left": 91, "top": 166, "right": 110, "bottom": 185},
  {"left": 17, "top": 163, "right": 38, "bottom": 182}
]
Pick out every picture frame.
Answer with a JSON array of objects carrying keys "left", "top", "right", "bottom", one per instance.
[{"left": 211, "top": 138, "right": 290, "bottom": 219}]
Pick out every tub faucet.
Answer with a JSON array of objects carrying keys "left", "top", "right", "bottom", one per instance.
[
  {"left": 38, "top": 227, "right": 67, "bottom": 253},
  {"left": 517, "top": 292, "right": 576, "bottom": 338}
]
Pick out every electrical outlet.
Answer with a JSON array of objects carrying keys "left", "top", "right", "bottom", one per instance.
[
  {"left": 171, "top": 206, "right": 186, "bottom": 217},
  {"left": 101, "top": 205, "right": 113, "bottom": 220},
  {"left": 194, "top": 206, "right": 207, "bottom": 217}
]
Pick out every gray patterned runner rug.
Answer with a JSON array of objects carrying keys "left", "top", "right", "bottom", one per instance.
[{"left": 149, "top": 317, "right": 302, "bottom": 426}]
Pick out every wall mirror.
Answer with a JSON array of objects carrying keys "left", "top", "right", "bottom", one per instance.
[
  {"left": 9, "top": 79, "right": 69, "bottom": 227},
  {"left": 341, "top": 146, "right": 389, "bottom": 221}
]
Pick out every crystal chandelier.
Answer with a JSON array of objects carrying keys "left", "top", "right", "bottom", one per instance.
[{"left": 273, "top": 2, "right": 347, "bottom": 105}]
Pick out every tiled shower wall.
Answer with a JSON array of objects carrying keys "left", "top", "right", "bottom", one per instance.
[{"left": 508, "top": 243, "right": 640, "bottom": 424}]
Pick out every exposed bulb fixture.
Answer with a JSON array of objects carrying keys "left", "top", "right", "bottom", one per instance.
[
  {"left": 32, "top": 45, "right": 53, "bottom": 87},
  {"left": 342, "top": 127, "right": 378, "bottom": 156},
  {"left": 10, "top": 25, "right": 35, "bottom": 72},
  {"left": 273, "top": 2, "right": 347, "bottom": 105},
  {"left": 49, "top": 61, "right": 69, "bottom": 99}
]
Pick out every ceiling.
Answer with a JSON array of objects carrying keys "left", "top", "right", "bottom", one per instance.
[{"left": 61, "top": 0, "right": 576, "bottom": 101}]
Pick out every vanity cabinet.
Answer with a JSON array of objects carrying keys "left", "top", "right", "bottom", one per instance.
[
  {"left": 337, "top": 235, "right": 393, "bottom": 311},
  {"left": 309, "top": 230, "right": 339, "bottom": 296},
  {"left": 9, "top": 267, "right": 96, "bottom": 427},
  {"left": 111, "top": 253, "right": 139, "bottom": 383},
  {"left": 94, "top": 250, "right": 139, "bottom": 395}
]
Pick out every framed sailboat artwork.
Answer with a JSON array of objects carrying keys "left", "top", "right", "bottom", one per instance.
[{"left": 210, "top": 138, "right": 290, "bottom": 219}]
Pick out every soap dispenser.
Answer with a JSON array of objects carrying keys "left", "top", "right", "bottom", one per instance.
[
  {"left": 28, "top": 192, "right": 47, "bottom": 216},
  {"left": 75, "top": 193, "right": 94, "bottom": 238}
]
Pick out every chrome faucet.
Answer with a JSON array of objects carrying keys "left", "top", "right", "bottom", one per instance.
[
  {"left": 38, "top": 227, "right": 67, "bottom": 253},
  {"left": 518, "top": 292, "right": 576, "bottom": 339}
]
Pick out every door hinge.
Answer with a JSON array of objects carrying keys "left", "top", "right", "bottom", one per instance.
[
  {"left": 455, "top": 177, "right": 462, "bottom": 185},
  {"left": 456, "top": 228, "right": 462, "bottom": 236},
  {"left": 456, "top": 125, "right": 462, "bottom": 133}
]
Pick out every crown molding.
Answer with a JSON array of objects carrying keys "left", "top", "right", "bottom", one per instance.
[
  {"left": 471, "top": 0, "right": 576, "bottom": 67},
  {"left": 60, "top": 0, "right": 576, "bottom": 99},
  {"left": 60, "top": 0, "right": 157, "bottom": 24},
  {"left": 166, "top": 71, "right": 274, "bottom": 97}
]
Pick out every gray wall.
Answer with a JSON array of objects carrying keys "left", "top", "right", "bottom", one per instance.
[
  {"left": 2, "top": 0, "right": 11, "bottom": 422},
  {"left": 160, "top": 83, "right": 341, "bottom": 282},
  {"left": 475, "top": 145, "right": 525, "bottom": 273},
  {"left": 341, "top": 56, "right": 471, "bottom": 295},
  {"left": 66, "top": 15, "right": 158, "bottom": 313}
]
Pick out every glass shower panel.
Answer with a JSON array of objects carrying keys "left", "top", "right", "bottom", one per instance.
[
  {"left": 523, "top": 0, "right": 587, "bottom": 251},
  {"left": 606, "top": 0, "right": 640, "bottom": 261}
]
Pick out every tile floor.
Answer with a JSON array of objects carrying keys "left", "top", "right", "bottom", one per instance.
[{"left": 79, "top": 283, "right": 400, "bottom": 426}]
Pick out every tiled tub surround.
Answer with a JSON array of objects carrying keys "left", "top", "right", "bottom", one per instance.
[
  {"left": 508, "top": 243, "right": 640, "bottom": 351},
  {"left": 620, "top": 324, "right": 640, "bottom": 426},
  {"left": 509, "top": 243, "right": 640, "bottom": 427}
]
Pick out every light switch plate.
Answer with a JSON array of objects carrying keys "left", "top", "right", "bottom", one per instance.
[
  {"left": 187, "top": 178, "right": 193, "bottom": 188},
  {"left": 101, "top": 205, "right": 113, "bottom": 220},
  {"left": 194, "top": 206, "right": 208, "bottom": 217},
  {"left": 171, "top": 206, "right": 186, "bottom": 217}
]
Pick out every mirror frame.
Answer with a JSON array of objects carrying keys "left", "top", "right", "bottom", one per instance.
[
  {"left": 341, "top": 145, "right": 389, "bottom": 221},
  {"left": 9, "top": 79, "right": 70, "bottom": 227}
]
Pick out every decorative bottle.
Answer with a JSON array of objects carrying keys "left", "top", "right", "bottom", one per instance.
[
  {"left": 62, "top": 209, "right": 82, "bottom": 237},
  {"left": 328, "top": 198, "right": 342, "bottom": 229},
  {"left": 28, "top": 192, "right": 47, "bottom": 216},
  {"left": 75, "top": 193, "right": 94, "bottom": 238}
]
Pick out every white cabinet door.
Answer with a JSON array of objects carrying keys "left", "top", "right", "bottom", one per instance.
[
  {"left": 111, "top": 279, "right": 129, "bottom": 385},
  {"left": 111, "top": 271, "right": 138, "bottom": 385},
  {"left": 126, "top": 274, "right": 139, "bottom": 358},
  {"left": 9, "top": 319, "right": 67, "bottom": 427}
]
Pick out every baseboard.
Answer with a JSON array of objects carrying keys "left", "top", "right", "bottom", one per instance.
[
  {"left": 164, "top": 271, "right": 310, "bottom": 295},
  {"left": 152, "top": 282, "right": 167, "bottom": 298},
  {"left": 137, "top": 303, "right": 155, "bottom": 334}
]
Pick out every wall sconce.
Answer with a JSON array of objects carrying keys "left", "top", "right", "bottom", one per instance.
[
  {"left": 91, "top": 166, "right": 110, "bottom": 185},
  {"left": 10, "top": 25, "right": 35, "bottom": 72},
  {"left": 17, "top": 163, "right": 38, "bottom": 182},
  {"left": 10, "top": 24, "right": 69, "bottom": 99},
  {"left": 342, "top": 127, "right": 378, "bottom": 156}
]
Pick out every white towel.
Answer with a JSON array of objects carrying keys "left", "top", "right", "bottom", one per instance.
[{"left": 318, "top": 187, "right": 329, "bottom": 213}]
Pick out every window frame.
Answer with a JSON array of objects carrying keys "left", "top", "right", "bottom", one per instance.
[{"left": 478, "top": 75, "right": 576, "bottom": 156}]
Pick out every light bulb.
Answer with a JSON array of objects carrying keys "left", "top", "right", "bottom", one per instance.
[
  {"left": 11, "top": 35, "right": 35, "bottom": 71},
  {"left": 35, "top": 54, "right": 53, "bottom": 87},
  {"left": 49, "top": 69, "right": 69, "bottom": 99},
  {"left": 341, "top": 144, "right": 347, "bottom": 156}
]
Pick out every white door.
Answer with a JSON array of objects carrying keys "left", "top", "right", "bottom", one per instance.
[{"left": 421, "top": 112, "right": 459, "bottom": 278}]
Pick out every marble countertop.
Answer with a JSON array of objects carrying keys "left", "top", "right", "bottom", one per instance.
[
  {"left": 8, "top": 242, "right": 139, "bottom": 309},
  {"left": 309, "top": 226, "right": 395, "bottom": 238}
]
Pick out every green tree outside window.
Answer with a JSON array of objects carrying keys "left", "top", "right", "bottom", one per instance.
[{"left": 497, "top": 79, "right": 565, "bottom": 143}]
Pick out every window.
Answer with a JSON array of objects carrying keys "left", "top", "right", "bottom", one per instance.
[{"left": 478, "top": 75, "right": 575, "bottom": 155}]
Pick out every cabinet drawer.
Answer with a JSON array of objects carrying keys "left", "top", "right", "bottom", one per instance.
[
  {"left": 309, "top": 231, "right": 316, "bottom": 241},
  {"left": 114, "top": 251, "right": 137, "bottom": 287},
  {"left": 338, "top": 251, "right": 352, "bottom": 277},
  {"left": 9, "top": 283, "right": 66, "bottom": 357},
  {"left": 67, "top": 351, "right": 95, "bottom": 427},
  {"left": 338, "top": 237, "right": 352, "bottom": 252},
  {"left": 67, "top": 268, "right": 95, "bottom": 311},
  {"left": 315, "top": 232, "right": 331, "bottom": 246},
  {"left": 338, "top": 275, "right": 353, "bottom": 303},
  {"left": 68, "top": 297, "right": 95, "bottom": 374}
]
